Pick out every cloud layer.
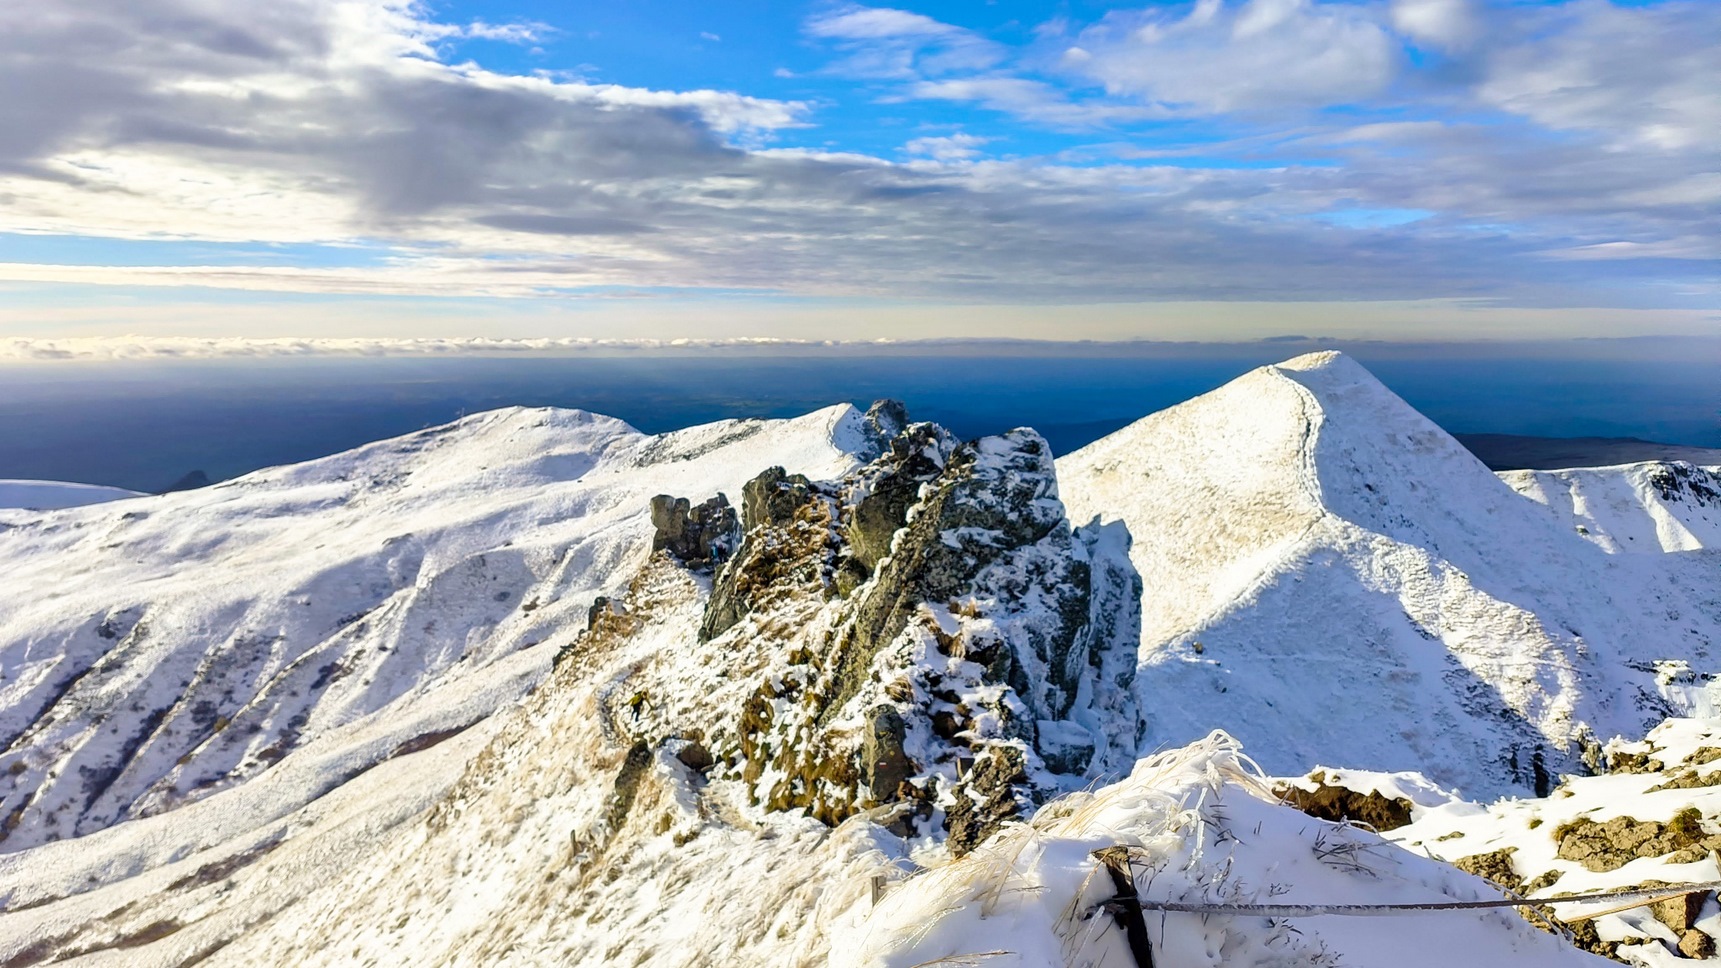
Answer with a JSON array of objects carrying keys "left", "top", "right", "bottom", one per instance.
[{"left": 0, "top": 0, "right": 1715, "bottom": 315}]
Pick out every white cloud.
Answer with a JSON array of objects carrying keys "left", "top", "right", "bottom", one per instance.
[
  {"left": 0, "top": 336, "right": 894, "bottom": 361},
  {"left": 903, "top": 133, "right": 991, "bottom": 162},
  {"left": 1477, "top": 1, "right": 1721, "bottom": 151},
  {"left": 454, "top": 20, "right": 551, "bottom": 44},
  {"left": 1065, "top": 0, "right": 1400, "bottom": 113},
  {"left": 1389, "top": 0, "right": 1478, "bottom": 52},
  {"left": 805, "top": 5, "right": 1004, "bottom": 79},
  {"left": 0, "top": 0, "right": 1714, "bottom": 317},
  {"left": 805, "top": 7, "right": 961, "bottom": 41},
  {"left": 906, "top": 77, "right": 1159, "bottom": 127}
]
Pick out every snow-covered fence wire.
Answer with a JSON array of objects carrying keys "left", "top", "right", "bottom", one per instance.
[
  {"left": 1125, "top": 879, "right": 1721, "bottom": 917},
  {"left": 1091, "top": 847, "right": 1721, "bottom": 966}
]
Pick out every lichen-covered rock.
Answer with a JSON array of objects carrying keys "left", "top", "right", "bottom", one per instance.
[
  {"left": 649, "top": 493, "right": 738, "bottom": 569},
  {"left": 1453, "top": 847, "right": 1523, "bottom": 891},
  {"left": 721, "top": 426, "right": 1143, "bottom": 848},
  {"left": 699, "top": 468, "right": 834, "bottom": 642},
  {"left": 946, "top": 745, "right": 1029, "bottom": 857},
  {"left": 1553, "top": 809, "right": 1715, "bottom": 872},
  {"left": 1680, "top": 927, "right": 1717, "bottom": 959}
]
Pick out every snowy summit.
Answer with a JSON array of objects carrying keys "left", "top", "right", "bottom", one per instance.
[{"left": 1, "top": 353, "right": 1717, "bottom": 967}]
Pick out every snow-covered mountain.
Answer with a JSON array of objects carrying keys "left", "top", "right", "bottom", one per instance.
[
  {"left": 1, "top": 351, "right": 1715, "bottom": 967},
  {"left": 1503, "top": 461, "right": 1721, "bottom": 553},
  {"left": 0, "top": 404, "right": 880, "bottom": 861},
  {"left": 0, "top": 481, "right": 142, "bottom": 511},
  {"left": 1058, "top": 351, "right": 1721, "bottom": 799}
]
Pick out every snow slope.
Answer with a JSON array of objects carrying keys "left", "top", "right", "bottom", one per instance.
[
  {"left": 1503, "top": 462, "right": 1721, "bottom": 553},
  {"left": 0, "top": 403, "right": 874, "bottom": 875},
  {"left": 1058, "top": 351, "right": 1721, "bottom": 798},
  {"left": 0, "top": 481, "right": 142, "bottom": 511},
  {"left": 0, "top": 546, "right": 1597, "bottom": 967}
]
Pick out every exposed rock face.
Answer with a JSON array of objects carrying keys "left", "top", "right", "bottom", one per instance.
[
  {"left": 699, "top": 468, "right": 831, "bottom": 642},
  {"left": 1647, "top": 461, "right": 1721, "bottom": 506},
  {"left": 1274, "top": 772, "right": 1414, "bottom": 831},
  {"left": 715, "top": 425, "right": 1143, "bottom": 852},
  {"left": 1553, "top": 809, "right": 1719, "bottom": 872},
  {"left": 945, "top": 745, "right": 1029, "bottom": 857},
  {"left": 649, "top": 493, "right": 738, "bottom": 570},
  {"left": 843, "top": 422, "right": 953, "bottom": 573},
  {"left": 1452, "top": 848, "right": 1522, "bottom": 890}
]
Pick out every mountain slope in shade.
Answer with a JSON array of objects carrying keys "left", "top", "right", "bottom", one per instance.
[
  {"left": 1057, "top": 351, "right": 1721, "bottom": 799},
  {"left": 0, "top": 481, "right": 142, "bottom": 511},
  {"left": 0, "top": 403, "right": 879, "bottom": 865},
  {"left": 1502, "top": 461, "right": 1721, "bottom": 553}
]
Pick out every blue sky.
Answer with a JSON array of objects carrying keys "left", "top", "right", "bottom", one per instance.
[{"left": 0, "top": 0, "right": 1716, "bottom": 342}]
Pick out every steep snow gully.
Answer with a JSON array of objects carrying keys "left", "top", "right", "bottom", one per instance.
[{"left": 0, "top": 351, "right": 1715, "bottom": 967}]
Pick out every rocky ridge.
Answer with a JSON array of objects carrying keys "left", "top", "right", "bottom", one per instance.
[{"left": 600, "top": 410, "right": 1143, "bottom": 853}]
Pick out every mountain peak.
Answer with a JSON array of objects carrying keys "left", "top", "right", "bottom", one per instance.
[{"left": 1060, "top": 353, "right": 1721, "bottom": 798}]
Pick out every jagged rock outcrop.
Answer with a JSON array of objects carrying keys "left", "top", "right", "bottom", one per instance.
[
  {"left": 649, "top": 493, "right": 738, "bottom": 569},
  {"left": 710, "top": 424, "right": 1143, "bottom": 851},
  {"left": 699, "top": 467, "right": 830, "bottom": 642}
]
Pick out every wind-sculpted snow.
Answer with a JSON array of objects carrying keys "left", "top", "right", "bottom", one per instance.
[
  {"left": 1059, "top": 351, "right": 1721, "bottom": 799},
  {"left": 0, "top": 403, "right": 874, "bottom": 862},
  {"left": 1503, "top": 461, "right": 1721, "bottom": 554}
]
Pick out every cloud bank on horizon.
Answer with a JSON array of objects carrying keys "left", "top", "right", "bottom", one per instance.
[{"left": 0, "top": 0, "right": 1716, "bottom": 339}]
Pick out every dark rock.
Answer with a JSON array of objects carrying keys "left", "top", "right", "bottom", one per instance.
[
  {"left": 862, "top": 705, "right": 913, "bottom": 799},
  {"left": 862, "top": 399, "right": 909, "bottom": 448},
  {"left": 706, "top": 424, "right": 1140, "bottom": 852},
  {"left": 603, "top": 741, "right": 654, "bottom": 834},
  {"left": 845, "top": 422, "right": 952, "bottom": 571},
  {"left": 699, "top": 468, "right": 833, "bottom": 642},
  {"left": 649, "top": 493, "right": 738, "bottom": 570},
  {"left": 673, "top": 739, "right": 715, "bottom": 775},
  {"left": 742, "top": 467, "right": 815, "bottom": 532},
  {"left": 1275, "top": 771, "right": 1414, "bottom": 831},
  {"left": 160, "top": 470, "right": 212, "bottom": 494},
  {"left": 834, "top": 430, "right": 1081, "bottom": 720},
  {"left": 946, "top": 745, "right": 1028, "bottom": 857}
]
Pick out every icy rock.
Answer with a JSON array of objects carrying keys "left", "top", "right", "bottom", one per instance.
[
  {"left": 945, "top": 744, "right": 1028, "bottom": 857},
  {"left": 720, "top": 426, "right": 1143, "bottom": 845},
  {"left": 649, "top": 492, "right": 738, "bottom": 570},
  {"left": 700, "top": 467, "right": 832, "bottom": 642}
]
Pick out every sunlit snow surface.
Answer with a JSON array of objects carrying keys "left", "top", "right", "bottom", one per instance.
[
  {"left": 1058, "top": 351, "right": 1721, "bottom": 798},
  {"left": 1, "top": 352, "right": 1716, "bottom": 966},
  {"left": 0, "top": 406, "right": 871, "bottom": 926}
]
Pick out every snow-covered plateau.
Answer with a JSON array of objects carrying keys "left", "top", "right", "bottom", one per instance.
[{"left": 0, "top": 351, "right": 1716, "bottom": 967}]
